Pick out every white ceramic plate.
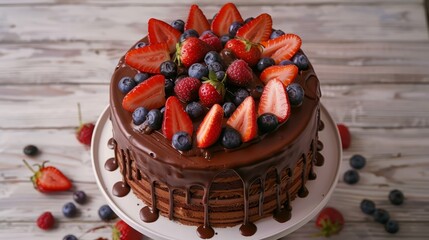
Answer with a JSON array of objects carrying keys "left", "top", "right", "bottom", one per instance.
[{"left": 91, "top": 104, "right": 341, "bottom": 240}]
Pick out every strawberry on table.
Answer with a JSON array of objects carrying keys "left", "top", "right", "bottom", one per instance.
[
  {"left": 260, "top": 65, "right": 298, "bottom": 87},
  {"left": 196, "top": 104, "right": 224, "bottom": 148},
  {"left": 262, "top": 34, "right": 302, "bottom": 64},
  {"left": 148, "top": 18, "right": 181, "bottom": 53},
  {"left": 76, "top": 103, "right": 94, "bottom": 146},
  {"left": 162, "top": 96, "right": 194, "bottom": 140},
  {"left": 226, "top": 96, "right": 257, "bottom": 142},
  {"left": 177, "top": 37, "right": 212, "bottom": 68},
  {"left": 23, "top": 160, "right": 72, "bottom": 193},
  {"left": 199, "top": 71, "right": 225, "bottom": 107},
  {"left": 236, "top": 13, "right": 272, "bottom": 43},
  {"left": 211, "top": 3, "right": 243, "bottom": 37},
  {"left": 224, "top": 38, "right": 262, "bottom": 67},
  {"left": 337, "top": 124, "right": 351, "bottom": 149},
  {"left": 315, "top": 207, "right": 344, "bottom": 237},
  {"left": 185, "top": 4, "right": 210, "bottom": 35},
  {"left": 122, "top": 74, "right": 166, "bottom": 112},
  {"left": 258, "top": 79, "right": 291, "bottom": 123},
  {"left": 125, "top": 42, "right": 170, "bottom": 74},
  {"left": 112, "top": 219, "right": 143, "bottom": 240}
]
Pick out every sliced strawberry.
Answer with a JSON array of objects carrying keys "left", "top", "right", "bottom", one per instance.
[
  {"left": 211, "top": 2, "right": 243, "bottom": 37},
  {"left": 185, "top": 4, "right": 210, "bottom": 35},
  {"left": 23, "top": 160, "right": 72, "bottom": 193},
  {"left": 178, "top": 37, "right": 212, "bottom": 68},
  {"left": 148, "top": 18, "right": 181, "bottom": 53},
  {"left": 162, "top": 96, "right": 194, "bottom": 140},
  {"left": 125, "top": 42, "right": 170, "bottom": 74},
  {"left": 260, "top": 65, "right": 298, "bottom": 87},
  {"left": 196, "top": 104, "right": 223, "bottom": 148},
  {"left": 122, "top": 75, "right": 166, "bottom": 112},
  {"left": 261, "top": 34, "right": 302, "bottom": 63},
  {"left": 258, "top": 79, "right": 291, "bottom": 123},
  {"left": 236, "top": 13, "right": 272, "bottom": 43},
  {"left": 226, "top": 96, "right": 257, "bottom": 142}
]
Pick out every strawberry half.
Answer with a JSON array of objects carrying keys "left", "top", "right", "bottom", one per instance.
[
  {"left": 112, "top": 219, "right": 143, "bottom": 240},
  {"left": 196, "top": 104, "right": 223, "bottom": 148},
  {"left": 262, "top": 34, "right": 302, "bottom": 64},
  {"left": 177, "top": 37, "right": 212, "bottom": 68},
  {"left": 125, "top": 42, "right": 170, "bottom": 74},
  {"left": 260, "top": 65, "right": 298, "bottom": 87},
  {"left": 211, "top": 2, "right": 243, "bottom": 37},
  {"left": 185, "top": 4, "right": 210, "bottom": 35},
  {"left": 226, "top": 96, "right": 257, "bottom": 142},
  {"left": 122, "top": 75, "right": 166, "bottom": 112},
  {"left": 236, "top": 13, "right": 272, "bottom": 43},
  {"left": 148, "top": 18, "right": 181, "bottom": 53},
  {"left": 23, "top": 160, "right": 72, "bottom": 193},
  {"left": 258, "top": 79, "right": 291, "bottom": 123},
  {"left": 162, "top": 96, "right": 194, "bottom": 140}
]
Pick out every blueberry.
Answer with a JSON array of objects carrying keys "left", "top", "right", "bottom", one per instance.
[
  {"left": 252, "top": 85, "right": 264, "bottom": 99},
  {"left": 229, "top": 21, "right": 243, "bottom": 37},
  {"left": 164, "top": 78, "right": 175, "bottom": 97},
  {"left": 188, "top": 63, "right": 209, "bottom": 79},
  {"left": 134, "top": 72, "right": 150, "bottom": 84},
  {"left": 186, "top": 102, "right": 204, "bottom": 119},
  {"left": 135, "top": 42, "right": 147, "bottom": 49},
  {"left": 160, "top": 60, "right": 177, "bottom": 79},
  {"left": 389, "top": 189, "right": 404, "bottom": 205},
  {"left": 360, "top": 199, "right": 376, "bottom": 215},
  {"left": 208, "top": 62, "right": 224, "bottom": 72},
  {"left": 98, "top": 204, "right": 116, "bottom": 221},
  {"left": 350, "top": 154, "right": 366, "bottom": 170},
  {"left": 172, "top": 131, "right": 192, "bottom": 151},
  {"left": 145, "top": 109, "right": 163, "bottom": 130},
  {"left": 132, "top": 107, "right": 149, "bottom": 125},
  {"left": 385, "top": 220, "right": 399, "bottom": 234},
  {"left": 286, "top": 83, "right": 305, "bottom": 107},
  {"left": 180, "top": 29, "right": 199, "bottom": 42},
  {"left": 220, "top": 35, "right": 232, "bottom": 47},
  {"left": 257, "top": 113, "right": 279, "bottom": 134},
  {"left": 270, "top": 29, "right": 285, "bottom": 39},
  {"left": 23, "top": 145, "right": 39, "bottom": 156},
  {"left": 171, "top": 19, "right": 185, "bottom": 32},
  {"left": 216, "top": 71, "right": 226, "bottom": 81},
  {"left": 63, "top": 235, "right": 78, "bottom": 240},
  {"left": 292, "top": 53, "right": 309, "bottom": 70},
  {"left": 233, "top": 88, "right": 249, "bottom": 106},
  {"left": 279, "top": 60, "right": 294, "bottom": 66},
  {"left": 343, "top": 169, "right": 359, "bottom": 184},
  {"left": 244, "top": 17, "right": 254, "bottom": 24},
  {"left": 160, "top": 107, "right": 165, "bottom": 115},
  {"left": 62, "top": 202, "right": 77, "bottom": 218},
  {"left": 222, "top": 102, "right": 236, "bottom": 118},
  {"left": 73, "top": 190, "right": 87, "bottom": 204},
  {"left": 256, "top": 57, "right": 275, "bottom": 72},
  {"left": 373, "top": 208, "right": 390, "bottom": 224},
  {"left": 118, "top": 77, "right": 136, "bottom": 94},
  {"left": 220, "top": 128, "right": 242, "bottom": 149},
  {"left": 204, "top": 51, "right": 222, "bottom": 65}
]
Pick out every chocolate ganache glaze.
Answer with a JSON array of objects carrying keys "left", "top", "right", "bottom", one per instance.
[{"left": 108, "top": 37, "right": 323, "bottom": 238}]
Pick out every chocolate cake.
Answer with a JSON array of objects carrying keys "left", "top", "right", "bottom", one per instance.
[{"left": 106, "top": 3, "right": 323, "bottom": 239}]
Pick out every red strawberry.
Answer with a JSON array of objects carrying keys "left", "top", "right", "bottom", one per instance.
[
  {"left": 185, "top": 4, "right": 210, "bottom": 35},
  {"left": 148, "top": 18, "right": 181, "bottom": 53},
  {"left": 211, "top": 2, "right": 243, "bottom": 37},
  {"left": 260, "top": 65, "right": 298, "bottom": 87},
  {"left": 23, "top": 160, "right": 72, "bottom": 193},
  {"left": 196, "top": 104, "right": 223, "bottom": 148},
  {"left": 76, "top": 103, "right": 94, "bottom": 146},
  {"left": 199, "top": 72, "right": 225, "bottom": 107},
  {"left": 37, "top": 211, "right": 55, "bottom": 230},
  {"left": 258, "top": 79, "right": 291, "bottom": 123},
  {"left": 224, "top": 38, "right": 262, "bottom": 67},
  {"left": 199, "top": 33, "right": 222, "bottom": 52},
  {"left": 177, "top": 37, "right": 212, "bottom": 68},
  {"left": 226, "top": 96, "right": 257, "bottom": 142},
  {"left": 236, "top": 13, "right": 272, "bottom": 43},
  {"left": 174, "top": 77, "right": 202, "bottom": 102},
  {"left": 125, "top": 42, "right": 170, "bottom": 74},
  {"left": 112, "top": 219, "right": 143, "bottom": 240},
  {"left": 262, "top": 34, "right": 302, "bottom": 64},
  {"left": 337, "top": 124, "right": 351, "bottom": 149},
  {"left": 162, "top": 96, "right": 194, "bottom": 140},
  {"left": 122, "top": 75, "right": 166, "bottom": 112},
  {"left": 226, "top": 59, "right": 253, "bottom": 86},
  {"left": 315, "top": 207, "right": 344, "bottom": 237}
]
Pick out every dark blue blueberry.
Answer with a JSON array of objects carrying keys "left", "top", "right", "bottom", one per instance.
[
  {"left": 233, "top": 88, "right": 249, "bottom": 106},
  {"left": 180, "top": 29, "right": 199, "bottom": 42},
  {"left": 145, "top": 109, "right": 163, "bottom": 130},
  {"left": 350, "top": 154, "right": 366, "bottom": 170},
  {"left": 132, "top": 107, "right": 149, "bottom": 125},
  {"left": 185, "top": 102, "right": 204, "bottom": 119},
  {"left": 360, "top": 199, "right": 376, "bottom": 215},
  {"left": 270, "top": 29, "right": 285, "bottom": 39},
  {"left": 188, "top": 63, "right": 209, "bottom": 79},
  {"left": 257, "top": 113, "right": 279, "bottom": 134},
  {"left": 385, "top": 220, "right": 399, "bottom": 234},
  {"left": 172, "top": 131, "right": 192, "bottom": 151},
  {"left": 373, "top": 208, "right": 390, "bottom": 224},
  {"left": 160, "top": 107, "right": 165, "bottom": 115},
  {"left": 208, "top": 62, "right": 224, "bottom": 72},
  {"left": 164, "top": 78, "right": 175, "bottom": 97},
  {"left": 134, "top": 72, "right": 150, "bottom": 84},
  {"left": 229, "top": 21, "right": 243, "bottom": 37},
  {"left": 343, "top": 169, "right": 359, "bottom": 184},
  {"left": 244, "top": 17, "right": 254, "bottom": 24},
  {"left": 389, "top": 189, "right": 404, "bottom": 205},
  {"left": 204, "top": 51, "right": 222, "bottom": 65},
  {"left": 73, "top": 190, "right": 87, "bottom": 204},
  {"left": 279, "top": 60, "right": 294, "bottom": 66},
  {"left": 98, "top": 204, "right": 116, "bottom": 221},
  {"left": 220, "top": 128, "right": 242, "bottom": 149},
  {"left": 63, "top": 235, "right": 78, "bottom": 240},
  {"left": 216, "top": 71, "right": 226, "bottom": 81},
  {"left": 23, "top": 145, "right": 39, "bottom": 156},
  {"left": 160, "top": 61, "right": 177, "bottom": 79},
  {"left": 256, "top": 57, "right": 275, "bottom": 72},
  {"left": 135, "top": 42, "right": 147, "bottom": 49},
  {"left": 220, "top": 35, "right": 232, "bottom": 47},
  {"left": 171, "top": 19, "right": 185, "bottom": 32},
  {"left": 118, "top": 77, "right": 136, "bottom": 94},
  {"left": 286, "top": 83, "right": 305, "bottom": 107},
  {"left": 252, "top": 85, "right": 264, "bottom": 99},
  {"left": 222, "top": 102, "right": 236, "bottom": 118},
  {"left": 62, "top": 202, "right": 77, "bottom": 218},
  {"left": 292, "top": 53, "right": 309, "bottom": 70}
]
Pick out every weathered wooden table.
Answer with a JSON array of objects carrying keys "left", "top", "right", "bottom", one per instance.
[{"left": 1, "top": 0, "right": 428, "bottom": 239}]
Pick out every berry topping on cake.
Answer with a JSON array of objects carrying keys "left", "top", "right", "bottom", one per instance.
[
  {"left": 125, "top": 42, "right": 170, "bottom": 74},
  {"left": 257, "top": 113, "right": 279, "bottom": 134},
  {"left": 196, "top": 104, "right": 224, "bottom": 148},
  {"left": 226, "top": 59, "right": 252, "bottom": 86},
  {"left": 180, "top": 29, "right": 199, "bottom": 42},
  {"left": 174, "top": 77, "right": 201, "bottom": 102},
  {"left": 222, "top": 102, "right": 236, "bottom": 118},
  {"left": 148, "top": 18, "right": 181, "bottom": 53},
  {"left": 185, "top": 4, "right": 210, "bottom": 35},
  {"left": 224, "top": 38, "right": 262, "bottom": 67},
  {"left": 171, "top": 19, "right": 185, "bottom": 33},
  {"left": 144, "top": 109, "right": 163, "bottom": 131},
  {"left": 188, "top": 63, "right": 209, "bottom": 79},
  {"left": 260, "top": 64, "right": 298, "bottom": 86},
  {"left": 262, "top": 34, "right": 302, "bottom": 64},
  {"left": 258, "top": 79, "right": 291, "bottom": 123},
  {"left": 132, "top": 107, "right": 149, "bottom": 125},
  {"left": 177, "top": 37, "right": 212, "bottom": 68},
  {"left": 186, "top": 101, "right": 205, "bottom": 119},
  {"left": 162, "top": 96, "right": 194, "bottom": 140},
  {"left": 23, "top": 160, "right": 72, "bottom": 193},
  {"left": 211, "top": 3, "right": 243, "bottom": 37},
  {"left": 226, "top": 96, "right": 257, "bottom": 142},
  {"left": 172, "top": 131, "right": 193, "bottom": 151},
  {"left": 220, "top": 127, "right": 242, "bottom": 149},
  {"left": 118, "top": 77, "right": 136, "bottom": 94},
  {"left": 122, "top": 74, "right": 166, "bottom": 112},
  {"left": 160, "top": 60, "right": 178, "bottom": 79},
  {"left": 270, "top": 29, "right": 285, "bottom": 39},
  {"left": 236, "top": 13, "right": 272, "bottom": 43},
  {"left": 256, "top": 57, "right": 275, "bottom": 72},
  {"left": 199, "top": 33, "right": 222, "bottom": 52},
  {"left": 292, "top": 52, "right": 309, "bottom": 70},
  {"left": 199, "top": 71, "right": 225, "bottom": 107},
  {"left": 286, "top": 83, "right": 305, "bottom": 107},
  {"left": 229, "top": 21, "right": 243, "bottom": 38}
]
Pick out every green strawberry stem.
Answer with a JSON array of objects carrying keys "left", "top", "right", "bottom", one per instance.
[
  {"left": 22, "top": 159, "right": 36, "bottom": 174},
  {"left": 313, "top": 219, "right": 342, "bottom": 237},
  {"left": 77, "top": 102, "right": 83, "bottom": 126},
  {"left": 174, "top": 42, "right": 182, "bottom": 67},
  {"left": 202, "top": 71, "right": 226, "bottom": 97},
  {"left": 235, "top": 36, "right": 263, "bottom": 52}
]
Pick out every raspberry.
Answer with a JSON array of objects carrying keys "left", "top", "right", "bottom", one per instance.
[
  {"left": 337, "top": 124, "right": 351, "bottom": 149},
  {"left": 76, "top": 123, "right": 95, "bottom": 146},
  {"left": 174, "top": 77, "right": 202, "bottom": 102},
  {"left": 226, "top": 59, "right": 252, "bottom": 87},
  {"left": 37, "top": 211, "right": 55, "bottom": 230},
  {"left": 200, "top": 33, "right": 222, "bottom": 52}
]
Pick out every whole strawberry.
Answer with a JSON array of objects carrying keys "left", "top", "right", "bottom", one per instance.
[
  {"left": 200, "top": 32, "right": 222, "bottom": 52},
  {"left": 177, "top": 37, "right": 212, "bottom": 68},
  {"left": 37, "top": 211, "right": 55, "bottom": 230},
  {"left": 199, "top": 71, "right": 225, "bottom": 107},
  {"left": 174, "top": 77, "right": 202, "bottom": 102},
  {"left": 315, "top": 207, "right": 344, "bottom": 237},
  {"left": 337, "top": 124, "right": 351, "bottom": 149},
  {"left": 224, "top": 39, "right": 262, "bottom": 67},
  {"left": 226, "top": 59, "right": 253, "bottom": 86},
  {"left": 24, "top": 160, "right": 72, "bottom": 192},
  {"left": 76, "top": 103, "right": 94, "bottom": 146},
  {"left": 112, "top": 219, "right": 143, "bottom": 240}
]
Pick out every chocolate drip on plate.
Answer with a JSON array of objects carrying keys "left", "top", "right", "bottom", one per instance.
[
  {"left": 112, "top": 181, "right": 130, "bottom": 197},
  {"left": 104, "top": 157, "right": 118, "bottom": 171}
]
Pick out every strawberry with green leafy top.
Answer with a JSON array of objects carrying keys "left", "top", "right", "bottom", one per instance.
[
  {"left": 315, "top": 207, "right": 344, "bottom": 237},
  {"left": 185, "top": 4, "right": 210, "bottom": 35},
  {"left": 224, "top": 39, "right": 262, "bottom": 67},
  {"left": 23, "top": 160, "right": 72, "bottom": 193},
  {"left": 176, "top": 37, "right": 212, "bottom": 68},
  {"left": 113, "top": 220, "right": 143, "bottom": 240},
  {"left": 199, "top": 71, "right": 225, "bottom": 107}
]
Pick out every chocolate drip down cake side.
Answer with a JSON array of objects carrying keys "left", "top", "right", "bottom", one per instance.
[{"left": 106, "top": 3, "right": 324, "bottom": 239}]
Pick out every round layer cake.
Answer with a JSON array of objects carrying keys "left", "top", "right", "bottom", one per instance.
[{"left": 107, "top": 3, "right": 323, "bottom": 239}]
